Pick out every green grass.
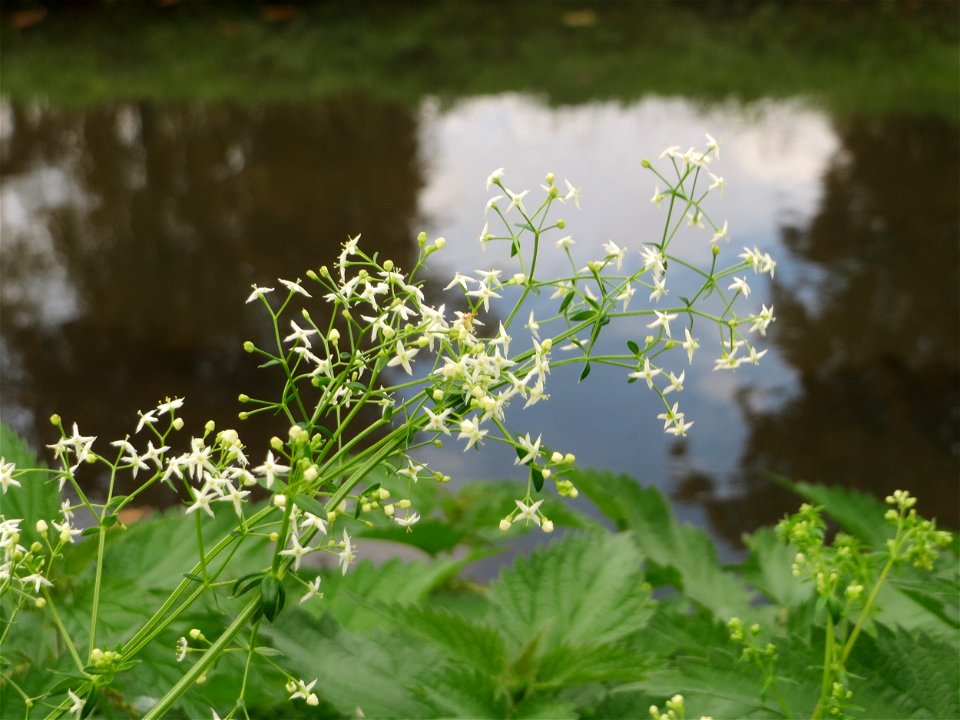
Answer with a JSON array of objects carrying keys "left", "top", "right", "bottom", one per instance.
[{"left": 2, "top": 0, "right": 957, "bottom": 119}]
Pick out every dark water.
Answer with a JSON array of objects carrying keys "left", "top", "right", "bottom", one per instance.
[{"left": 2, "top": 96, "right": 957, "bottom": 552}]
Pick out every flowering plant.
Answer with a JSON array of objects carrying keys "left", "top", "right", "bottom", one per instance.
[{"left": 0, "top": 137, "right": 790, "bottom": 717}]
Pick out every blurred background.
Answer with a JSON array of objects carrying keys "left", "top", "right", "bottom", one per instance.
[{"left": 1, "top": 0, "right": 957, "bottom": 558}]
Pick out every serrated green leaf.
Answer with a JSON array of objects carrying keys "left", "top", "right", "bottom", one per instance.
[
  {"left": 305, "top": 556, "right": 467, "bottom": 631},
  {"left": 388, "top": 605, "right": 508, "bottom": 677},
  {"left": 488, "top": 532, "right": 653, "bottom": 654},
  {"left": 850, "top": 623, "right": 960, "bottom": 719},
  {"left": 263, "top": 608, "right": 437, "bottom": 719},
  {"left": 738, "top": 527, "right": 812, "bottom": 608},
  {"left": 571, "top": 469, "right": 752, "bottom": 617},
  {"left": 0, "top": 423, "right": 59, "bottom": 545}
]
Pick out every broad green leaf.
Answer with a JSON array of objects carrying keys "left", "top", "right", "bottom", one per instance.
[
  {"left": 357, "top": 518, "right": 466, "bottom": 555},
  {"left": 488, "top": 532, "right": 653, "bottom": 653},
  {"left": 413, "top": 666, "right": 503, "bottom": 718},
  {"left": 850, "top": 624, "right": 960, "bottom": 719},
  {"left": 388, "top": 605, "right": 507, "bottom": 677},
  {"left": 304, "top": 555, "right": 467, "bottom": 631},
  {"left": 572, "top": 469, "right": 752, "bottom": 617},
  {"left": 0, "top": 423, "right": 60, "bottom": 545},
  {"left": 738, "top": 527, "right": 812, "bottom": 608},
  {"left": 263, "top": 608, "right": 437, "bottom": 719}
]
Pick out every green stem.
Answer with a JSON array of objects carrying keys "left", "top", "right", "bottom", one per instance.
[
  {"left": 41, "top": 588, "right": 86, "bottom": 673},
  {"left": 811, "top": 612, "right": 836, "bottom": 720},
  {"left": 141, "top": 596, "right": 260, "bottom": 720}
]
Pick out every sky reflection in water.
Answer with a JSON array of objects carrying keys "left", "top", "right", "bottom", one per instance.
[{"left": 2, "top": 94, "right": 956, "bottom": 558}]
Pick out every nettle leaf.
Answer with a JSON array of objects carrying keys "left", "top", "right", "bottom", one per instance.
[
  {"left": 389, "top": 605, "right": 508, "bottom": 678},
  {"left": 780, "top": 478, "right": 893, "bottom": 547},
  {"left": 0, "top": 423, "right": 59, "bottom": 545},
  {"left": 358, "top": 519, "right": 467, "bottom": 556},
  {"left": 263, "top": 607, "right": 437, "bottom": 719},
  {"left": 536, "top": 642, "right": 657, "bottom": 686},
  {"left": 488, "top": 532, "right": 653, "bottom": 654},
  {"left": 850, "top": 623, "right": 960, "bottom": 719},
  {"left": 414, "top": 666, "right": 504, "bottom": 719},
  {"left": 738, "top": 527, "right": 812, "bottom": 608},
  {"left": 303, "top": 556, "right": 467, "bottom": 631},
  {"left": 572, "top": 469, "right": 752, "bottom": 617}
]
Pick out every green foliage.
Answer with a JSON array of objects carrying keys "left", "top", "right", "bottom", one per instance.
[
  {"left": 0, "top": 422, "right": 59, "bottom": 546},
  {"left": 2, "top": 417, "right": 956, "bottom": 719}
]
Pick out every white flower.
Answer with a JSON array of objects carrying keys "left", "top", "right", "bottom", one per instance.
[
  {"left": 648, "top": 276, "right": 667, "bottom": 302},
  {"left": 386, "top": 340, "right": 419, "bottom": 375},
  {"left": 299, "top": 576, "right": 323, "bottom": 604},
  {"left": 555, "top": 235, "right": 575, "bottom": 250},
  {"left": 185, "top": 487, "right": 216, "bottom": 518},
  {"left": 338, "top": 530, "right": 355, "bottom": 575},
  {"left": 514, "top": 434, "right": 542, "bottom": 466},
  {"left": 646, "top": 310, "right": 678, "bottom": 338},
  {"left": 505, "top": 189, "right": 529, "bottom": 215},
  {"left": 681, "top": 328, "right": 699, "bottom": 364},
  {"left": 602, "top": 240, "right": 627, "bottom": 270},
  {"left": 246, "top": 284, "right": 274, "bottom": 303},
  {"left": 0, "top": 460, "right": 20, "bottom": 494},
  {"left": 20, "top": 572, "right": 54, "bottom": 593},
  {"left": 563, "top": 179, "right": 581, "bottom": 208},
  {"left": 284, "top": 321, "right": 317, "bottom": 347},
  {"left": 514, "top": 499, "right": 543, "bottom": 526},
  {"left": 711, "top": 221, "right": 729, "bottom": 243},
  {"left": 650, "top": 185, "right": 665, "bottom": 206},
  {"left": 663, "top": 371, "right": 685, "bottom": 395},
  {"left": 423, "top": 407, "right": 452, "bottom": 435},
  {"left": 254, "top": 451, "right": 290, "bottom": 489},
  {"left": 289, "top": 677, "right": 318, "bottom": 702},
  {"left": 279, "top": 278, "right": 312, "bottom": 298},
  {"left": 393, "top": 511, "right": 421, "bottom": 530},
  {"left": 728, "top": 277, "right": 750, "bottom": 298},
  {"left": 705, "top": 132, "right": 721, "bottom": 158},
  {"left": 280, "top": 533, "right": 313, "bottom": 571},
  {"left": 67, "top": 689, "right": 85, "bottom": 720},
  {"left": 665, "top": 417, "right": 694, "bottom": 437},
  {"left": 458, "top": 418, "right": 488, "bottom": 451},
  {"left": 135, "top": 409, "right": 158, "bottom": 434},
  {"left": 750, "top": 305, "right": 776, "bottom": 336},
  {"left": 628, "top": 357, "right": 661, "bottom": 389},
  {"left": 156, "top": 397, "right": 185, "bottom": 415},
  {"left": 708, "top": 172, "right": 724, "bottom": 191},
  {"left": 525, "top": 310, "right": 540, "bottom": 340},
  {"left": 486, "top": 167, "right": 505, "bottom": 190}
]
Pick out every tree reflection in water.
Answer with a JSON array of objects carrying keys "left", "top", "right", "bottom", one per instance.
[{"left": 682, "top": 115, "right": 960, "bottom": 542}]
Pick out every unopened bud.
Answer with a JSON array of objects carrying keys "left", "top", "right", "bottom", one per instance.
[
  {"left": 50, "top": 414, "right": 62, "bottom": 427},
  {"left": 542, "top": 520, "right": 555, "bottom": 533},
  {"left": 35, "top": 520, "right": 48, "bottom": 534},
  {"left": 173, "top": 418, "right": 185, "bottom": 430},
  {"left": 382, "top": 259, "right": 394, "bottom": 272},
  {"left": 328, "top": 329, "right": 340, "bottom": 343},
  {"left": 273, "top": 495, "right": 287, "bottom": 508},
  {"left": 243, "top": 341, "right": 255, "bottom": 353},
  {"left": 238, "top": 393, "right": 250, "bottom": 403},
  {"left": 270, "top": 436, "right": 283, "bottom": 450},
  {"left": 383, "top": 504, "right": 395, "bottom": 517},
  {"left": 499, "top": 518, "right": 512, "bottom": 532},
  {"left": 306, "top": 269, "right": 319, "bottom": 282}
]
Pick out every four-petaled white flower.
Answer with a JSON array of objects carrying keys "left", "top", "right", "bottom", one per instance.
[
  {"left": 750, "top": 305, "right": 776, "bottom": 336},
  {"left": 246, "top": 284, "right": 274, "bottom": 303},
  {"left": 486, "top": 167, "right": 505, "bottom": 190},
  {"left": 563, "top": 179, "right": 581, "bottom": 208},
  {"left": 628, "top": 357, "right": 662, "bottom": 389},
  {"left": 254, "top": 451, "right": 290, "bottom": 489},
  {"left": 711, "top": 221, "right": 729, "bottom": 244},
  {"left": 299, "top": 576, "right": 323, "bottom": 604},
  {"left": 728, "top": 276, "right": 750, "bottom": 298},
  {"left": 681, "top": 328, "right": 699, "bottom": 364},
  {"left": 338, "top": 530, "right": 355, "bottom": 575},
  {"left": 67, "top": 689, "right": 85, "bottom": 720},
  {"left": 279, "top": 278, "right": 312, "bottom": 298},
  {"left": 0, "top": 460, "right": 20, "bottom": 494},
  {"left": 514, "top": 499, "right": 543, "bottom": 526},
  {"left": 514, "top": 433, "right": 542, "bottom": 466},
  {"left": 646, "top": 310, "right": 678, "bottom": 338},
  {"left": 386, "top": 340, "right": 419, "bottom": 375},
  {"left": 458, "top": 418, "right": 488, "bottom": 451}
]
